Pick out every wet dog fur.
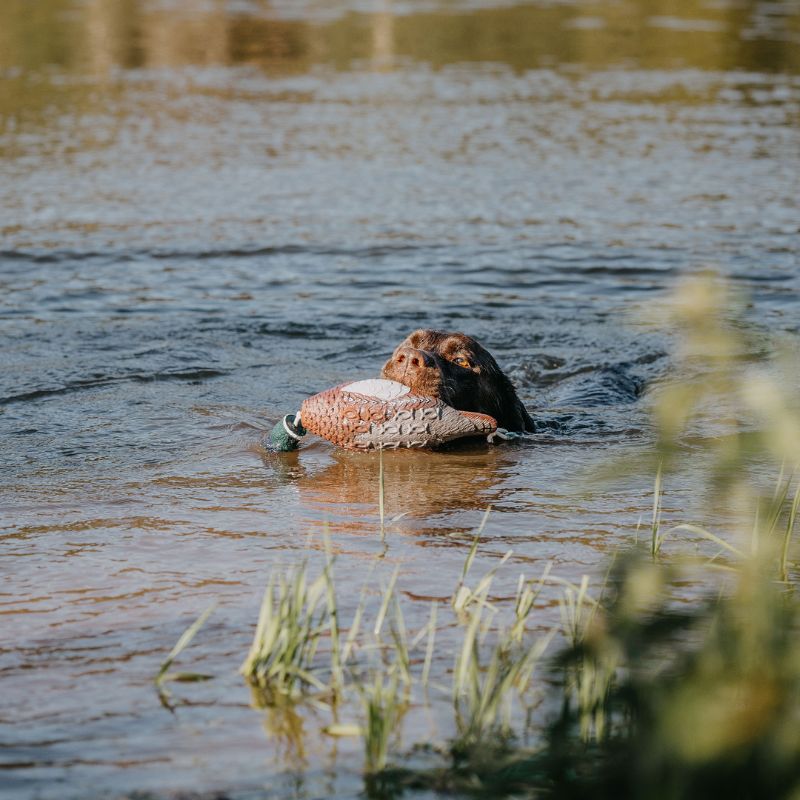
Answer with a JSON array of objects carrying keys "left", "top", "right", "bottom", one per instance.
[{"left": 381, "top": 329, "right": 535, "bottom": 433}]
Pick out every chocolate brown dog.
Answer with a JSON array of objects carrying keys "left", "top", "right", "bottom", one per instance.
[{"left": 381, "top": 329, "right": 535, "bottom": 433}]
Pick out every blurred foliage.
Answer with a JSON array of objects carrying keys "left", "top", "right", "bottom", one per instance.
[
  {"left": 648, "top": 274, "right": 800, "bottom": 497},
  {"left": 543, "top": 550, "right": 800, "bottom": 800},
  {"left": 540, "top": 274, "right": 800, "bottom": 799}
]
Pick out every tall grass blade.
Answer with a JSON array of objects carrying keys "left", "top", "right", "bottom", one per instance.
[
  {"left": 378, "top": 449, "right": 385, "bottom": 542},
  {"left": 342, "top": 586, "right": 368, "bottom": 666},
  {"left": 651, "top": 464, "right": 663, "bottom": 558},
  {"left": 155, "top": 604, "right": 215, "bottom": 686},
  {"left": 781, "top": 482, "right": 800, "bottom": 582},
  {"left": 373, "top": 568, "right": 399, "bottom": 638},
  {"left": 659, "top": 523, "right": 744, "bottom": 558},
  {"left": 421, "top": 601, "right": 437, "bottom": 690}
]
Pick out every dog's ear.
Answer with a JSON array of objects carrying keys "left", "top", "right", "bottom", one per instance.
[
  {"left": 467, "top": 339, "right": 535, "bottom": 433},
  {"left": 484, "top": 371, "right": 536, "bottom": 433},
  {"left": 478, "top": 369, "right": 536, "bottom": 433}
]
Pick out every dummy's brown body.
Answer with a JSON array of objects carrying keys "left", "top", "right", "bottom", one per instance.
[{"left": 300, "top": 380, "right": 497, "bottom": 451}]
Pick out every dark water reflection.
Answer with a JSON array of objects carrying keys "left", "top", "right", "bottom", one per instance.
[{"left": 1, "top": 1, "right": 799, "bottom": 798}]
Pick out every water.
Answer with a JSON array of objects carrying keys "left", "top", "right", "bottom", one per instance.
[{"left": 1, "top": 1, "right": 799, "bottom": 798}]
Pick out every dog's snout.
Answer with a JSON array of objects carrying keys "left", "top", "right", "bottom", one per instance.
[{"left": 394, "top": 347, "right": 434, "bottom": 371}]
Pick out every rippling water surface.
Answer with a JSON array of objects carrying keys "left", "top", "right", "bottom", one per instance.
[{"left": 1, "top": 1, "right": 799, "bottom": 797}]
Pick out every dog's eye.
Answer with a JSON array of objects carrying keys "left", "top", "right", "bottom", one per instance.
[{"left": 453, "top": 356, "right": 470, "bottom": 368}]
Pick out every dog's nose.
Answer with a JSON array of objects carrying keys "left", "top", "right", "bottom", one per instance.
[{"left": 393, "top": 347, "right": 434, "bottom": 372}]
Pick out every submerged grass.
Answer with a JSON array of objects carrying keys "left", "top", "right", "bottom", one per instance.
[{"left": 231, "top": 523, "right": 560, "bottom": 780}]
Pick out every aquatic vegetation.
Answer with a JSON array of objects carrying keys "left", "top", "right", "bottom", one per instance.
[
  {"left": 556, "top": 574, "right": 613, "bottom": 742},
  {"left": 240, "top": 562, "right": 332, "bottom": 704},
  {"left": 154, "top": 604, "right": 215, "bottom": 708},
  {"left": 231, "top": 528, "right": 557, "bottom": 777},
  {"left": 360, "top": 668, "right": 408, "bottom": 775},
  {"left": 545, "top": 550, "right": 800, "bottom": 799},
  {"left": 452, "top": 591, "right": 551, "bottom": 754},
  {"left": 451, "top": 507, "right": 511, "bottom": 617},
  {"left": 510, "top": 563, "right": 551, "bottom": 643},
  {"left": 157, "top": 275, "right": 800, "bottom": 797},
  {"left": 539, "top": 273, "right": 800, "bottom": 797}
]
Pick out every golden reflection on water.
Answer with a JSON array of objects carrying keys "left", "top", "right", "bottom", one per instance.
[
  {"left": 1, "top": 0, "right": 797, "bottom": 144},
  {"left": 1, "top": 0, "right": 798, "bottom": 77},
  {"left": 293, "top": 447, "right": 512, "bottom": 522}
]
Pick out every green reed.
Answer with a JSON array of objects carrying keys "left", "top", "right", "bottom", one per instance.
[
  {"left": 154, "top": 604, "right": 215, "bottom": 708},
  {"left": 781, "top": 483, "right": 800, "bottom": 582},
  {"left": 240, "top": 562, "right": 331, "bottom": 704},
  {"left": 360, "top": 668, "right": 408, "bottom": 775},
  {"left": 452, "top": 507, "right": 512, "bottom": 617},
  {"left": 452, "top": 590, "right": 551, "bottom": 753}
]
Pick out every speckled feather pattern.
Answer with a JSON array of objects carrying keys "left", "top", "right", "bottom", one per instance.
[{"left": 300, "top": 381, "right": 497, "bottom": 450}]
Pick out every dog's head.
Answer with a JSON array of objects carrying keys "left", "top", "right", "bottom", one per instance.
[{"left": 381, "top": 329, "right": 535, "bottom": 432}]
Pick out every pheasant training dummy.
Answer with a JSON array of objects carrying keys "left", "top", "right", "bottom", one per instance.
[{"left": 267, "top": 379, "right": 498, "bottom": 451}]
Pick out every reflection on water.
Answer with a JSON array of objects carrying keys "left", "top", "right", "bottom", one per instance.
[
  {"left": 1, "top": 0, "right": 799, "bottom": 79},
  {"left": 289, "top": 444, "right": 515, "bottom": 524},
  {"left": 1, "top": 0, "right": 799, "bottom": 798}
]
